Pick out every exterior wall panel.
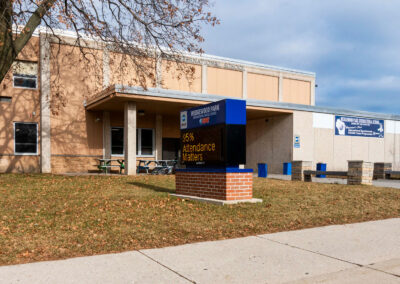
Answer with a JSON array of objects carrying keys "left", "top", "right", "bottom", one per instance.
[
  {"left": 207, "top": 67, "right": 242, "bottom": 98},
  {"left": 332, "top": 136, "right": 352, "bottom": 171},
  {"left": 314, "top": 128, "right": 334, "bottom": 168},
  {"left": 246, "top": 114, "right": 293, "bottom": 174},
  {"left": 109, "top": 52, "right": 156, "bottom": 87},
  {"left": 0, "top": 36, "right": 41, "bottom": 173},
  {"left": 293, "top": 111, "right": 314, "bottom": 163},
  {"left": 161, "top": 61, "right": 201, "bottom": 93},
  {"left": 0, "top": 156, "right": 40, "bottom": 173},
  {"left": 50, "top": 44, "right": 103, "bottom": 158},
  {"left": 283, "top": 78, "right": 311, "bottom": 105},
  {"left": 247, "top": 73, "right": 279, "bottom": 101}
]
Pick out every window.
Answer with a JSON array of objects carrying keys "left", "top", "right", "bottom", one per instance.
[
  {"left": 139, "top": 129, "right": 154, "bottom": 156},
  {"left": 0, "top": 96, "right": 11, "bottom": 103},
  {"left": 13, "top": 61, "right": 38, "bottom": 89},
  {"left": 110, "top": 128, "right": 155, "bottom": 157},
  {"left": 14, "top": 122, "right": 38, "bottom": 155},
  {"left": 111, "top": 127, "right": 124, "bottom": 155}
]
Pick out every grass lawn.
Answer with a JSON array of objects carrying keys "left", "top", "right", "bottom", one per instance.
[{"left": 0, "top": 174, "right": 399, "bottom": 265}]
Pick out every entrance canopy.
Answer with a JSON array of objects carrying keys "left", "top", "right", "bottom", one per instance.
[{"left": 85, "top": 84, "right": 293, "bottom": 119}]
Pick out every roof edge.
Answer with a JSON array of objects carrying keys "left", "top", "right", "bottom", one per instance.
[{"left": 87, "top": 85, "right": 400, "bottom": 121}]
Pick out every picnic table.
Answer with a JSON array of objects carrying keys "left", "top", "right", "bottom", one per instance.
[
  {"left": 98, "top": 159, "right": 125, "bottom": 174},
  {"left": 137, "top": 159, "right": 177, "bottom": 175}
]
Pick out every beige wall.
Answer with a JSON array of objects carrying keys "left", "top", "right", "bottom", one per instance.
[
  {"left": 207, "top": 67, "right": 243, "bottom": 98},
  {"left": 0, "top": 156, "right": 40, "bottom": 173},
  {"left": 282, "top": 78, "right": 311, "bottom": 105},
  {"left": 17, "top": 36, "right": 40, "bottom": 62},
  {"left": 246, "top": 114, "right": 293, "bottom": 173},
  {"left": 293, "top": 112, "right": 399, "bottom": 171},
  {"left": 0, "top": 37, "right": 41, "bottom": 173},
  {"left": 384, "top": 120, "right": 400, "bottom": 170},
  {"left": 49, "top": 44, "right": 104, "bottom": 158},
  {"left": 292, "top": 111, "right": 314, "bottom": 162},
  {"left": 247, "top": 73, "right": 279, "bottom": 101},
  {"left": 161, "top": 61, "right": 202, "bottom": 93},
  {"left": 109, "top": 52, "right": 156, "bottom": 87},
  {"left": 51, "top": 156, "right": 100, "bottom": 173}
]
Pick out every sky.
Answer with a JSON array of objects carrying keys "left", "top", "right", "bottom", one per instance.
[{"left": 200, "top": 0, "right": 400, "bottom": 114}]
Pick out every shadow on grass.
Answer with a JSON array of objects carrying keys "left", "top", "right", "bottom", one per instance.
[{"left": 128, "top": 182, "right": 175, "bottom": 194}]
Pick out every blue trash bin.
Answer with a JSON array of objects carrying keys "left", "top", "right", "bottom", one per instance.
[
  {"left": 283, "top": 162, "right": 292, "bottom": 175},
  {"left": 258, "top": 163, "right": 268, "bottom": 178},
  {"left": 316, "top": 163, "right": 327, "bottom": 178}
]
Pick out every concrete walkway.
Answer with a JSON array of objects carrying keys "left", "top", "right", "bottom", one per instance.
[
  {"left": 1, "top": 219, "right": 399, "bottom": 284},
  {"left": 267, "top": 174, "right": 400, "bottom": 189}
]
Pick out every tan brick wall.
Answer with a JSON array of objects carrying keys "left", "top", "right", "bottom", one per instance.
[
  {"left": 175, "top": 171, "right": 253, "bottom": 201},
  {"left": 0, "top": 156, "right": 40, "bottom": 173},
  {"left": 51, "top": 156, "right": 102, "bottom": 174}
]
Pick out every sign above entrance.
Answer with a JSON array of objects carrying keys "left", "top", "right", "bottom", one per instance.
[
  {"left": 180, "top": 99, "right": 247, "bottom": 167},
  {"left": 335, "top": 116, "right": 384, "bottom": 138},
  {"left": 180, "top": 99, "right": 246, "bottom": 130}
]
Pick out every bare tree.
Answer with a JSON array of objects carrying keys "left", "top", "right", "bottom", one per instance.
[{"left": 0, "top": 0, "right": 219, "bottom": 85}]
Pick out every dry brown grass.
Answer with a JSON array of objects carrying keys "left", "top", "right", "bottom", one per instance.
[{"left": 0, "top": 174, "right": 399, "bottom": 265}]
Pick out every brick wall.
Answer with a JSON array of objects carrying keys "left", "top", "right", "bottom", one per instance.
[
  {"left": 51, "top": 156, "right": 102, "bottom": 173},
  {"left": 0, "top": 156, "right": 40, "bottom": 173},
  {"left": 175, "top": 171, "right": 253, "bottom": 201},
  {"left": 348, "top": 161, "right": 373, "bottom": 185},
  {"left": 373, "top": 162, "right": 392, "bottom": 180},
  {"left": 291, "top": 161, "right": 312, "bottom": 181}
]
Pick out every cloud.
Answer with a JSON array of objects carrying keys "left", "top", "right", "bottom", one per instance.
[{"left": 201, "top": 1, "right": 400, "bottom": 114}]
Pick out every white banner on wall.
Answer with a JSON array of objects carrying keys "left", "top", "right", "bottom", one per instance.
[
  {"left": 385, "top": 120, "right": 400, "bottom": 134},
  {"left": 313, "top": 113, "right": 334, "bottom": 129}
]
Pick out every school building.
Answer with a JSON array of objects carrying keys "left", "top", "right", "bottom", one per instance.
[{"left": 1, "top": 28, "right": 400, "bottom": 174}]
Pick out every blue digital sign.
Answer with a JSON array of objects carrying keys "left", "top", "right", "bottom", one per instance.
[
  {"left": 335, "top": 116, "right": 384, "bottom": 138},
  {"left": 180, "top": 99, "right": 246, "bottom": 130}
]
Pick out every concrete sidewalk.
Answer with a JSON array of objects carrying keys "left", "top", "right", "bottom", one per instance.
[
  {"left": 1, "top": 219, "right": 399, "bottom": 284},
  {"left": 267, "top": 174, "right": 400, "bottom": 189}
]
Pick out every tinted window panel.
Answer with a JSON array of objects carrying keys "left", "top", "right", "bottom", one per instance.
[
  {"left": 14, "top": 74, "right": 37, "bottom": 89},
  {"left": 141, "top": 129, "right": 153, "bottom": 155},
  {"left": 111, "top": 127, "right": 124, "bottom": 155},
  {"left": 15, "top": 123, "right": 37, "bottom": 154}
]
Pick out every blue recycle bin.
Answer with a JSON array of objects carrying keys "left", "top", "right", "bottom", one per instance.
[
  {"left": 283, "top": 162, "right": 292, "bottom": 175},
  {"left": 258, "top": 163, "right": 268, "bottom": 178},
  {"left": 316, "top": 163, "right": 327, "bottom": 178}
]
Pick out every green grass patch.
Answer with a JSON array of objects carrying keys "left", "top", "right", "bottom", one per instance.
[{"left": 0, "top": 174, "right": 399, "bottom": 265}]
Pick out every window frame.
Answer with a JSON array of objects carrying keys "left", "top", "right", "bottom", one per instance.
[
  {"left": 110, "top": 127, "right": 156, "bottom": 157},
  {"left": 13, "top": 73, "right": 38, "bottom": 90},
  {"left": 14, "top": 122, "right": 38, "bottom": 156},
  {"left": 137, "top": 128, "right": 155, "bottom": 157}
]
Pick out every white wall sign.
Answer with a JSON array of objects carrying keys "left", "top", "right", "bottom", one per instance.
[{"left": 313, "top": 113, "right": 334, "bottom": 129}]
